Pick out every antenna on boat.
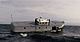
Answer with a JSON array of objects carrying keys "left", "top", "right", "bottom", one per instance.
[{"left": 11, "top": 13, "right": 13, "bottom": 23}]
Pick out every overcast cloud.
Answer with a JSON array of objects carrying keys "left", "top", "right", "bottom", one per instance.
[{"left": 0, "top": 0, "right": 80, "bottom": 25}]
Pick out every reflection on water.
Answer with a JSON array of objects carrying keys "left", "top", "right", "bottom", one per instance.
[{"left": 0, "top": 34, "right": 80, "bottom": 42}]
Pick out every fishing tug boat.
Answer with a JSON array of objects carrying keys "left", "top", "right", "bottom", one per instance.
[{"left": 11, "top": 17, "right": 64, "bottom": 37}]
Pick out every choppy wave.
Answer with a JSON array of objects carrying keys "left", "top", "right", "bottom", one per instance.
[{"left": 0, "top": 24, "right": 80, "bottom": 42}]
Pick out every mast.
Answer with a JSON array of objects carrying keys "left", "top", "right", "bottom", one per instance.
[{"left": 11, "top": 13, "right": 13, "bottom": 23}]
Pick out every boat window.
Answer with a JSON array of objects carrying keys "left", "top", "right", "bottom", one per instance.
[
  {"left": 24, "top": 27, "right": 26, "bottom": 29},
  {"left": 42, "top": 22, "right": 44, "bottom": 24},
  {"left": 39, "top": 22, "right": 41, "bottom": 24},
  {"left": 39, "top": 27, "right": 40, "bottom": 29},
  {"left": 46, "top": 27, "right": 47, "bottom": 28},
  {"left": 45, "top": 22, "right": 47, "bottom": 24}
]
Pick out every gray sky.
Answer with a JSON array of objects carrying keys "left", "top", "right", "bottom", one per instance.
[{"left": 0, "top": 0, "right": 80, "bottom": 25}]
